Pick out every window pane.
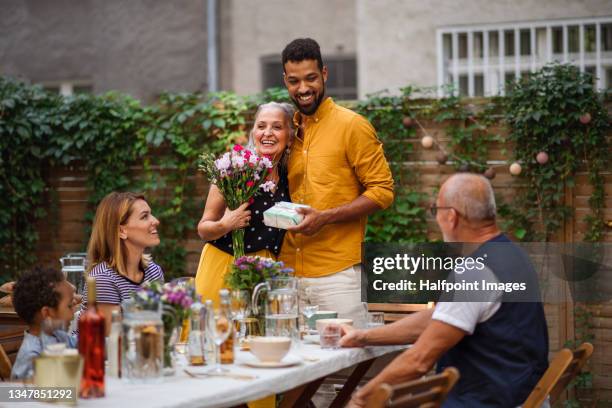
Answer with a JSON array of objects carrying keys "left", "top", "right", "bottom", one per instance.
[
  {"left": 474, "top": 32, "right": 483, "bottom": 59},
  {"left": 489, "top": 31, "right": 499, "bottom": 57},
  {"left": 262, "top": 60, "right": 284, "bottom": 90},
  {"left": 552, "top": 27, "right": 563, "bottom": 54},
  {"left": 459, "top": 33, "right": 468, "bottom": 59},
  {"left": 504, "top": 30, "right": 515, "bottom": 56},
  {"left": 585, "top": 25, "right": 596, "bottom": 52},
  {"left": 443, "top": 33, "right": 452, "bottom": 60},
  {"left": 602, "top": 23, "right": 612, "bottom": 51},
  {"left": 474, "top": 74, "right": 484, "bottom": 96},
  {"left": 329, "top": 57, "right": 358, "bottom": 100},
  {"left": 459, "top": 75, "right": 468, "bottom": 96},
  {"left": 535, "top": 28, "right": 547, "bottom": 58},
  {"left": 568, "top": 26, "right": 579, "bottom": 53},
  {"left": 520, "top": 29, "right": 531, "bottom": 56}
]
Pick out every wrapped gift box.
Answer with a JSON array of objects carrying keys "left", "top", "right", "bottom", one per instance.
[{"left": 263, "top": 201, "right": 310, "bottom": 229}]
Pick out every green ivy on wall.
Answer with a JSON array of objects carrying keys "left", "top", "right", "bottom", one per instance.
[
  {"left": 503, "top": 64, "right": 609, "bottom": 242},
  {"left": 355, "top": 86, "right": 429, "bottom": 243},
  {"left": 0, "top": 65, "right": 609, "bottom": 283},
  {"left": 0, "top": 78, "right": 60, "bottom": 280}
]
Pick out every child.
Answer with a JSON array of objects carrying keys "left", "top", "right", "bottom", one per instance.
[{"left": 11, "top": 267, "right": 77, "bottom": 379}]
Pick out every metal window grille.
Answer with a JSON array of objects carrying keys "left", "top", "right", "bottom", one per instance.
[{"left": 436, "top": 17, "right": 612, "bottom": 97}]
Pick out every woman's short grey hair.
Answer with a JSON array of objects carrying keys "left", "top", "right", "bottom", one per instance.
[
  {"left": 442, "top": 173, "right": 497, "bottom": 221},
  {"left": 247, "top": 102, "right": 295, "bottom": 149}
]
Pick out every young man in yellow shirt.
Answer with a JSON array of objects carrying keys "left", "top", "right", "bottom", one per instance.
[{"left": 279, "top": 38, "right": 394, "bottom": 326}]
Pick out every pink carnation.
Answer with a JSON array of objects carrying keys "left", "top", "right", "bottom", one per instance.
[{"left": 233, "top": 144, "right": 244, "bottom": 152}]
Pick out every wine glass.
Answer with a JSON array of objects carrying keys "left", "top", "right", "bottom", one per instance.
[
  {"left": 230, "top": 290, "right": 250, "bottom": 342},
  {"left": 301, "top": 286, "right": 319, "bottom": 335},
  {"left": 207, "top": 308, "right": 232, "bottom": 373}
]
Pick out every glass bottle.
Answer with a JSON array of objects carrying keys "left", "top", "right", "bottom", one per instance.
[
  {"left": 107, "top": 309, "right": 122, "bottom": 378},
  {"left": 79, "top": 277, "right": 105, "bottom": 398},
  {"left": 203, "top": 300, "right": 215, "bottom": 364},
  {"left": 188, "top": 296, "right": 205, "bottom": 366},
  {"left": 219, "top": 289, "right": 235, "bottom": 364}
]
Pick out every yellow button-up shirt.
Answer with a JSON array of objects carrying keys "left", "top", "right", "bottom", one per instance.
[{"left": 279, "top": 97, "right": 394, "bottom": 277}]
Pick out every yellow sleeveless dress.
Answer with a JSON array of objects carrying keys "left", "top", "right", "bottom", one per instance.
[
  {"left": 194, "top": 243, "right": 276, "bottom": 408},
  {"left": 195, "top": 243, "right": 276, "bottom": 305}
]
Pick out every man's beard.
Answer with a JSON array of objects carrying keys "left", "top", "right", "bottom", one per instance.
[{"left": 292, "top": 88, "right": 326, "bottom": 116}]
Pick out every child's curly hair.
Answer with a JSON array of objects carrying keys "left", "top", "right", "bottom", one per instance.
[{"left": 13, "top": 267, "right": 65, "bottom": 324}]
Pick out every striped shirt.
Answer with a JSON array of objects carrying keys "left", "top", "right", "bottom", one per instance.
[{"left": 82, "top": 261, "right": 164, "bottom": 309}]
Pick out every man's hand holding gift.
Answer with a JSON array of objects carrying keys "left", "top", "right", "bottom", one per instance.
[{"left": 287, "top": 206, "right": 330, "bottom": 236}]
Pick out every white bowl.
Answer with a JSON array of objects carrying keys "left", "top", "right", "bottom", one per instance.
[
  {"left": 315, "top": 318, "right": 353, "bottom": 334},
  {"left": 249, "top": 336, "right": 291, "bottom": 362}
]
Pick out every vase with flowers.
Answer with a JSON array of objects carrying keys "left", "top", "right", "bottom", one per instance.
[{"left": 225, "top": 256, "right": 294, "bottom": 335}]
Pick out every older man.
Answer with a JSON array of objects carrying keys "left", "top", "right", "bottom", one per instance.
[{"left": 342, "top": 173, "right": 549, "bottom": 408}]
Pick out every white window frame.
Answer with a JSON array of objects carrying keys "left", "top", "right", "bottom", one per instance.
[{"left": 437, "top": 16, "right": 612, "bottom": 97}]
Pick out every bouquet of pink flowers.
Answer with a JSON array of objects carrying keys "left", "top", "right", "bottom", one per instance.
[{"left": 199, "top": 144, "right": 276, "bottom": 257}]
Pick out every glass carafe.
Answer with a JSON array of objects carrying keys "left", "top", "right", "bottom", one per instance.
[
  {"left": 121, "top": 299, "right": 163, "bottom": 383},
  {"left": 251, "top": 278, "right": 299, "bottom": 343}
]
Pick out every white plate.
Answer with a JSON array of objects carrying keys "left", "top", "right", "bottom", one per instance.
[
  {"left": 241, "top": 353, "right": 303, "bottom": 368},
  {"left": 303, "top": 334, "right": 320, "bottom": 344}
]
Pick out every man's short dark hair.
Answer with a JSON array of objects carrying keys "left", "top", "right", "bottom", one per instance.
[
  {"left": 282, "top": 38, "right": 324, "bottom": 71},
  {"left": 13, "top": 267, "right": 65, "bottom": 324}
]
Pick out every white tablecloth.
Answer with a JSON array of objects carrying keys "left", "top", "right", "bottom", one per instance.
[{"left": 8, "top": 343, "right": 407, "bottom": 408}]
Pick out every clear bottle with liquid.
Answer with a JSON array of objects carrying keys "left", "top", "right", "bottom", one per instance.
[
  {"left": 219, "top": 290, "right": 235, "bottom": 364},
  {"left": 107, "top": 309, "right": 122, "bottom": 378},
  {"left": 203, "top": 300, "right": 216, "bottom": 364},
  {"left": 187, "top": 296, "right": 206, "bottom": 366}
]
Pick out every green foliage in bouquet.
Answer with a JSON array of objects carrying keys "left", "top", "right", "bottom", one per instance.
[{"left": 225, "top": 256, "right": 294, "bottom": 291}]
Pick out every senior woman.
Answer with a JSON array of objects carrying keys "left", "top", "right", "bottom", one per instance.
[
  {"left": 195, "top": 102, "right": 294, "bottom": 305},
  {"left": 81, "top": 191, "right": 164, "bottom": 335}
]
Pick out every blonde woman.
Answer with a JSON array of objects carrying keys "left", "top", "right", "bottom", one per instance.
[
  {"left": 195, "top": 102, "right": 294, "bottom": 305},
  {"left": 82, "top": 192, "right": 164, "bottom": 334}
]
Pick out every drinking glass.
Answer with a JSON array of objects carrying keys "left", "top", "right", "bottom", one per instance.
[
  {"left": 207, "top": 308, "right": 232, "bottom": 373},
  {"left": 319, "top": 324, "right": 341, "bottom": 349},
  {"left": 301, "top": 286, "right": 319, "bottom": 334},
  {"left": 231, "top": 290, "right": 251, "bottom": 343}
]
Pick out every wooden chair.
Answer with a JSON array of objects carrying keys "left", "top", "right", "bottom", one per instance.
[
  {"left": 366, "top": 367, "right": 460, "bottom": 408},
  {"left": 548, "top": 342, "right": 594, "bottom": 404},
  {"left": 522, "top": 348, "right": 574, "bottom": 408},
  {"left": 368, "top": 303, "right": 435, "bottom": 323},
  {"left": 0, "top": 343, "right": 12, "bottom": 381}
]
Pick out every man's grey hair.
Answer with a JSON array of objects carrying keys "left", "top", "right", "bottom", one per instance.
[
  {"left": 247, "top": 102, "right": 295, "bottom": 149},
  {"left": 441, "top": 173, "right": 497, "bottom": 221}
]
